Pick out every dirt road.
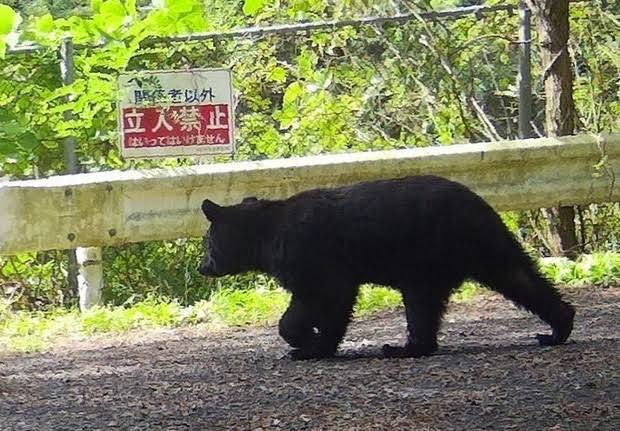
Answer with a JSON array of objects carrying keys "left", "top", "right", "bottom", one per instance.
[{"left": 1, "top": 286, "right": 618, "bottom": 430}]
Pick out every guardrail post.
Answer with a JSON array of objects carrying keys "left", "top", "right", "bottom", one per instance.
[
  {"left": 76, "top": 247, "right": 103, "bottom": 310},
  {"left": 60, "top": 36, "right": 103, "bottom": 310},
  {"left": 517, "top": 1, "right": 532, "bottom": 139}
]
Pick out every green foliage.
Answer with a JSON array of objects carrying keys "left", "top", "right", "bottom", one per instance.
[
  {"left": 500, "top": 211, "right": 520, "bottom": 233},
  {"left": 0, "top": 4, "right": 19, "bottom": 58},
  {"left": 0, "top": 0, "right": 617, "bottom": 169},
  {"left": 0, "top": 5, "right": 17, "bottom": 35},
  {"left": 541, "top": 252, "right": 620, "bottom": 287},
  {"left": 0, "top": 251, "right": 72, "bottom": 309},
  {"left": 7, "top": 0, "right": 94, "bottom": 18},
  {"left": 101, "top": 240, "right": 285, "bottom": 306},
  {"left": 242, "top": 0, "right": 267, "bottom": 17},
  {"left": 102, "top": 239, "right": 206, "bottom": 305},
  {"left": 0, "top": 1, "right": 618, "bottom": 312},
  {"left": 1, "top": 1, "right": 616, "bottom": 174},
  {"left": 570, "top": 2, "right": 620, "bottom": 133}
]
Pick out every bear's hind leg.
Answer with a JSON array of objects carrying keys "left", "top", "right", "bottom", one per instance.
[
  {"left": 476, "top": 264, "right": 575, "bottom": 346},
  {"left": 382, "top": 284, "right": 453, "bottom": 358}
]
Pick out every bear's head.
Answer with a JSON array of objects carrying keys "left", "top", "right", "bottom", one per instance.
[{"left": 198, "top": 197, "right": 263, "bottom": 277}]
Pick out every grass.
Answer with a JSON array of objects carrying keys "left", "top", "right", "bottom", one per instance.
[
  {"left": 540, "top": 252, "right": 620, "bottom": 286},
  {"left": 1, "top": 252, "right": 618, "bottom": 353},
  {"left": 80, "top": 298, "right": 183, "bottom": 334},
  {"left": 355, "top": 286, "right": 402, "bottom": 316},
  {"left": 207, "top": 287, "right": 291, "bottom": 326}
]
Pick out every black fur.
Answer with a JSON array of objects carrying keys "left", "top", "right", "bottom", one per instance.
[{"left": 198, "top": 175, "right": 575, "bottom": 360}]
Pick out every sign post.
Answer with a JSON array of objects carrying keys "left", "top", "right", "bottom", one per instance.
[{"left": 118, "top": 68, "right": 235, "bottom": 158}]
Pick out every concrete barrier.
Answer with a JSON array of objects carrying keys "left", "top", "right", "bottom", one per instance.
[{"left": 1, "top": 133, "right": 618, "bottom": 256}]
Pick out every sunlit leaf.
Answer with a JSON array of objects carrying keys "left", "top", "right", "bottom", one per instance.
[
  {"left": 35, "top": 14, "right": 55, "bottom": 34},
  {"left": 283, "top": 81, "right": 303, "bottom": 105},
  {"left": 243, "top": 0, "right": 266, "bottom": 17},
  {"left": 126, "top": 0, "right": 137, "bottom": 16},
  {"left": 0, "top": 5, "right": 17, "bottom": 36},
  {"left": 100, "top": 0, "right": 127, "bottom": 19},
  {"left": 268, "top": 66, "right": 287, "bottom": 83}
]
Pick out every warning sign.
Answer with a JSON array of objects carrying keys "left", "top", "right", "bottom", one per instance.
[{"left": 117, "top": 69, "right": 235, "bottom": 159}]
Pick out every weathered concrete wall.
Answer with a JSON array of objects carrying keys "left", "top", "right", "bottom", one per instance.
[{"left": 0, "top": 133, "right": 618, "bottom": 255}]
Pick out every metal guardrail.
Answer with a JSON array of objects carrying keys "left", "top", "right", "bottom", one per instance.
[{"left": 1, "top": 133, "right": 618, "bottom": 256}]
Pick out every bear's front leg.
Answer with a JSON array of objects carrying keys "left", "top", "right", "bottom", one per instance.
[
  {"left": 279, "top": 296, "right": 330, "bottom": 359},
  {"left": 382, "top": 287, "right": 450, "bottom": 359},
  {"left": 283, "top": 288, "right": 357, "bottom": 360},
  {"left": 279, "top": 297, "right": 319, "bottom": 349},
  {"left": 285, "top": 315, "right": 340, "bottom": 361}
]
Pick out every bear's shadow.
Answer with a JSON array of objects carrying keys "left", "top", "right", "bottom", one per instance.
[{"left": 282, "top": 338, "right": 594, "bottom": 361}]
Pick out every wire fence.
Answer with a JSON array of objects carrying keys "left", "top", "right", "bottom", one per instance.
[{"left": 8, "top": 4, "right": 518, "bottom": 55}]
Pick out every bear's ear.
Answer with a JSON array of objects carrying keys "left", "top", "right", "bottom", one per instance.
[
  {"left": 201, "top": 199, "right": 223, "bottom": 221},
  {"left": 241, "top": 196, "right": 258, "bottom": 204}
]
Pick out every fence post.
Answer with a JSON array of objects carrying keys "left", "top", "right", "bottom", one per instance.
[
  {"left": 59, "top": 36, "right": 104, "bottom": 311},
  {"left": 517, "top": 1, "right": 532, "bottom": 139}
]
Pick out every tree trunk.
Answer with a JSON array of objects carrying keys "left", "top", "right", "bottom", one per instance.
[{"left": 528, "top": 0, "right": 579, "bottom": 259}]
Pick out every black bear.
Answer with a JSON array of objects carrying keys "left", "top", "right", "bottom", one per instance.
[{"left": 198, "top": 175, "right": 575, "bottom": 360}]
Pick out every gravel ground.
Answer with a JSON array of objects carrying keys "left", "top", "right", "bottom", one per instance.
[{"left": 1, "top": 286, "right": 618, "bottom": 431}]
